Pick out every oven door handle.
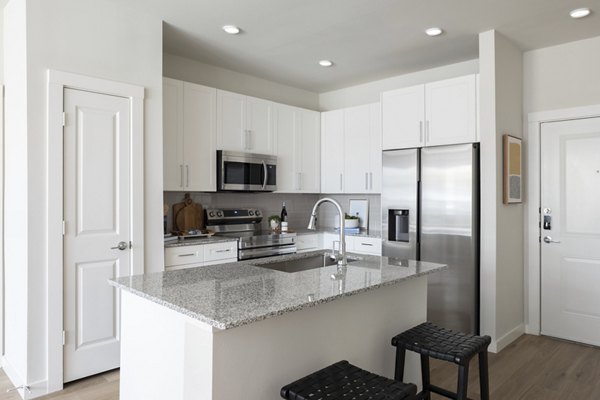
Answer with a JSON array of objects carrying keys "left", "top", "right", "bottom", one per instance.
[{"left": 262, "top": 160, "right": 268, "bottom": 190}]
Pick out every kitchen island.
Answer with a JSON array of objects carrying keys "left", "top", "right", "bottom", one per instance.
[{"left": 110, "top": 250, "right": 446, "bottom": 400}]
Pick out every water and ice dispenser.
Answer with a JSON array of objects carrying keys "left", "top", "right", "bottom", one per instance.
[{"left": 388, "top": 209, "right": 409, "bottom": 242}]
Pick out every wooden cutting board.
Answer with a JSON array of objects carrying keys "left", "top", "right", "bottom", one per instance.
[{"left": 173, "top": 194, "right": 204, "bottom": 233}]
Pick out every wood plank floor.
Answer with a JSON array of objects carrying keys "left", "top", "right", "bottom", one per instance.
[{"left": 1, "top": 334, "right": 599, "bottom": 399}]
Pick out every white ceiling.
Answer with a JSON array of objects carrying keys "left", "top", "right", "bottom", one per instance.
[{"left": 123, "top": 0, "right": 600, "bottom": 92}]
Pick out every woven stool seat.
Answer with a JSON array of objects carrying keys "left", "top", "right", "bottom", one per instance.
[
  {"left": 280, "top": 360, "right": 417, "bottom": 400},
  {"left": 391, "top": 322, "right": 491, "bottom": 366},
  {"left": 392, "top": 323, "right": 491, "bottom": 400}
]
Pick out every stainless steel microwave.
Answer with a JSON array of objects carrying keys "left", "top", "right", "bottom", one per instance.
[{"left": 217, "top": 150, "right": 277, "bottom": 192}]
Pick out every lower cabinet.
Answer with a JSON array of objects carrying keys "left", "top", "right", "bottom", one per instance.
[
  {"left": 165, "top": 241, "right": 238, "bottom": 271},
  {"left": 321, "top": 233, "right": 382, "bottom": 256}
]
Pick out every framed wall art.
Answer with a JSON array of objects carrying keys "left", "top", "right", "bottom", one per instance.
[{"left": 503, "top": 134, "right": 522, "bottom": 204}]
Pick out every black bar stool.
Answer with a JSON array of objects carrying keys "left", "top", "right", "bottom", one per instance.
[
  {"left": 281, "top": 360, "right": 418, "bottom": 400},
  {"left": 391, "top": 322, "right": 491, "bottom": 400}
]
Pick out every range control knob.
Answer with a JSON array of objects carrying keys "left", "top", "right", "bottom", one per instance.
[
  {"left": 255, "top": 210, "right": 261, "bottom": 216},
  {"left": 249, "top": 210, "right": 254, "bottom": 216},
  {"left": 217, "top": 211, "right": 223, "bottom": 217},
  {"left": 209, "top": 211, "right": 215, "bottom": 218}
]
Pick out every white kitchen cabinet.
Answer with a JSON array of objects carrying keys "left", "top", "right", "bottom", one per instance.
[
  {"left": 163, "top": 78, "right": 217, "bottom": 191},
  {"left": 321, "top": 110, "right": 345, "bottom": 193},
  {"left": 217, "top": 90, "right": 274, "bottom": 154},
  {"left": 296, "top": 234, "right": 321, "bottom": 253},
  {"left": 322, "top": 232, "right": 382, "bottom": 256},
  {"left": 381, "top": 74, "right": 478, "bottom": 150},
  {"left": 275, "top": 104, "right": 321, "bottom": 193},
  {"left": 163, "top": 78, "right": 184, "bottom": 191},
  {"left": 349, "top": 236, "right": 382, "bottom": 256},
  {"left": 343, "top": 103, "right": 381, "bottom": 194},
  {"left": 165, "top": 240, "right": 238, "bottom": 271},
  {"left": 425, "top": 75, "right": 477, "bottom": 147},
  {"left": 382, "top": 84, "right": 425, "bottom": 150}
]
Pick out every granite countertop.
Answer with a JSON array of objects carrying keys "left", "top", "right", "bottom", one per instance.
[
  {"left": 164, "top": 236, "right": 238, "bottom": 248},
  {"left": 110, "top": 250, "right": 446, "bottom": 330}
]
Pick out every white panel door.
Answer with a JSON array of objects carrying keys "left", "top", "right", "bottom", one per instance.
[
  {"left": 381, "top": 84, "right": 425, "bottom": 150},
  {"left": 541, "top": 117, "right": 600, "bottom": 346},
  {"left": 163, "top": 78, "right": 184, "bottom": 190},
  {"left": 216, "top": 90, "right": 246, "bottom": 151},
  {"left": 183, "top": 82, "right": 217, "bottom": 191},
  {"left": 344, "top": 104, "right": 371, "bottom": 193},
  {"left": 321, "top": 110, "right": 345, "bottom": 193},
  {"left": 246, "top": 96, "right": 274, "bottom": 154},
  {"left": 425, "top": 75, "right": 477, "bottom": 146},
  {"left": 63, "top": 88, "right": 131, "bottom": 382}
]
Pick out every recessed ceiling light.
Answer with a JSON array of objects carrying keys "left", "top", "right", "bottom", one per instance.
[
  {"left": 319, "top": 60, "right": 334, "bottom": 67},
  {"left": 570, "top": 8, "right": 591, "bottom": 18},
  {"left": 222, "top": 25, "right": 241, "bottom": 35},
  {"left": 425, "top": 27, "right": 443, "bottom": 37}
]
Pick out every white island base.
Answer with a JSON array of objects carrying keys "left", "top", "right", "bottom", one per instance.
[{"left": 119, "top": 276, "right": 427, "bottom": 400}]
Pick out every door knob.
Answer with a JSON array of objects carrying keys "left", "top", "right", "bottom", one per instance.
[
  {"left": 543, "top": 236, "right": 561, "bottom": 244},
  {"left": 111, "top": 241, "right": 128, "bottom": 250}
]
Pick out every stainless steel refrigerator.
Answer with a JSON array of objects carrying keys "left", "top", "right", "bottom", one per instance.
[{"left": 382, "top": 143, "right": 480, "bottom": 334}]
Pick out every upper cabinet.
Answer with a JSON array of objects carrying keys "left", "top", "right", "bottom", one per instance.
[
  {"left": 163, "top": 78, "right": 217, "bottom": 192},
  {"left": 382, "top": 74, "right": 478, "bottom": 150},
  {"left": 321, "top": 109, "right": 345, "bottom": 193},
  {"left": 274, "top": 104, "right": 321, "bottom": 193},
  {"left": 216, "top": 90, "right": 274, "bottom": 155},
  {"left": 321, "top": 103, "right": 382, "bottom": 194}
]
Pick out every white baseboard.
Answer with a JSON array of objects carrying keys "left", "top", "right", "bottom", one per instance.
[
  {"left": 491, "top": 323, "right": 525, "bottom": 353},
  {"left": 1, "top": 356, "right": 50, "bottom": 399}
]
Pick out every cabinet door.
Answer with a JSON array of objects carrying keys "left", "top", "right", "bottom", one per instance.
[
  {"left": 163, "top": 78, "right": 184, "bottom": 191},
  {"left": 381, "top": 84, "right": 425, "bottom": 150},
  {"left": 321, "top": 110, "right": 345, "bottom": 193},
  {"left": 274, "top": 104, "right": 297, "bottom": 192},
  {"left": 344, "top": 105, "right": 371, "bottom": 193},
  {"left": 183, "top": 83, "right": 217, "bottom": 191},
  {"left": 216, "top": 90, "right": 246, "bottom": 151},
  {"left": 369, "top": 103, "right": 382, "bottom": 193},
  {"left": 425, "top": 75, "right": 477, "bottom": 146},
  {"left": 297, "top": 109, "right": 321, "bottom": 193},
  {"left": 204, "top": 241, "right": 238, "bottom": 263},
  {"left": 246, "top": 96, "right": 274, "bottom": 154},
  {"left": 164, "top": 245, "right": 204, "bottom": 268}
]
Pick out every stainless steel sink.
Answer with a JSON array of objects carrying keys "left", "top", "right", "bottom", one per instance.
[{"left": 252, "top": 253, "right": 358, "bottom": 273}]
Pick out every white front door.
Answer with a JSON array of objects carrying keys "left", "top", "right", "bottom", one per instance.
[
  {"left": 63, "top": 88, "right": 131, "bottom": 382},
  {"left": 541, "top": 117, "right": 600, "bottom": 346}
]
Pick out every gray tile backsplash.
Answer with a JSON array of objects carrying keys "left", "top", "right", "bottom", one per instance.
[{"left": 163, "top": 191, "right": 381, "bottom": 233}]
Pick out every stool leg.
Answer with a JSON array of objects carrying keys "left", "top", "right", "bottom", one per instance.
[
  {"left": 456, "top": 363, "right": 469, "bottom": 400},
  {"left": 420, "top": 354, "right": 431, "bottom": 400},
  {"left": 394, "top": 347, "right": 406, "bottom": 381},
  {"left": 479, "top": 350, "right": 490, "bottom": 400}
]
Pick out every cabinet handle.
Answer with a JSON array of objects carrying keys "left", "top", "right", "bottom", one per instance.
[
  {"left": 178, "top": 253, "right": 196, "bottom": 257},
  {"left": 215, "top": 248, "right": 231, "bottom": 253},
  {"left": 339, "top": 173, "right": 343, "bottom": 191},
  {"left": 360, "top": 243, "right": 373, "bottom": 246},
  {"left": 419, "top": 121, "right": 423, "bottom": 143},
  {"left": 365, "top": 172, "right": 369, "bottom": 190},
  {"left": 180, "top": 165, "right": 184, "bottom": 187},
  {"left": 425, "top": 120, "right": 430, "bottom": 143},
  {"left": 370, "top": 172, "right": 373, "bottom": 190},
  {"left": 186, "top": 165, "right": 189, "bottom": 187}
]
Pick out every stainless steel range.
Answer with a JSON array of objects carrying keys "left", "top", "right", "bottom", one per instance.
[{"left": 205, "top": 208, "right": 296, "bottom": 260}]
